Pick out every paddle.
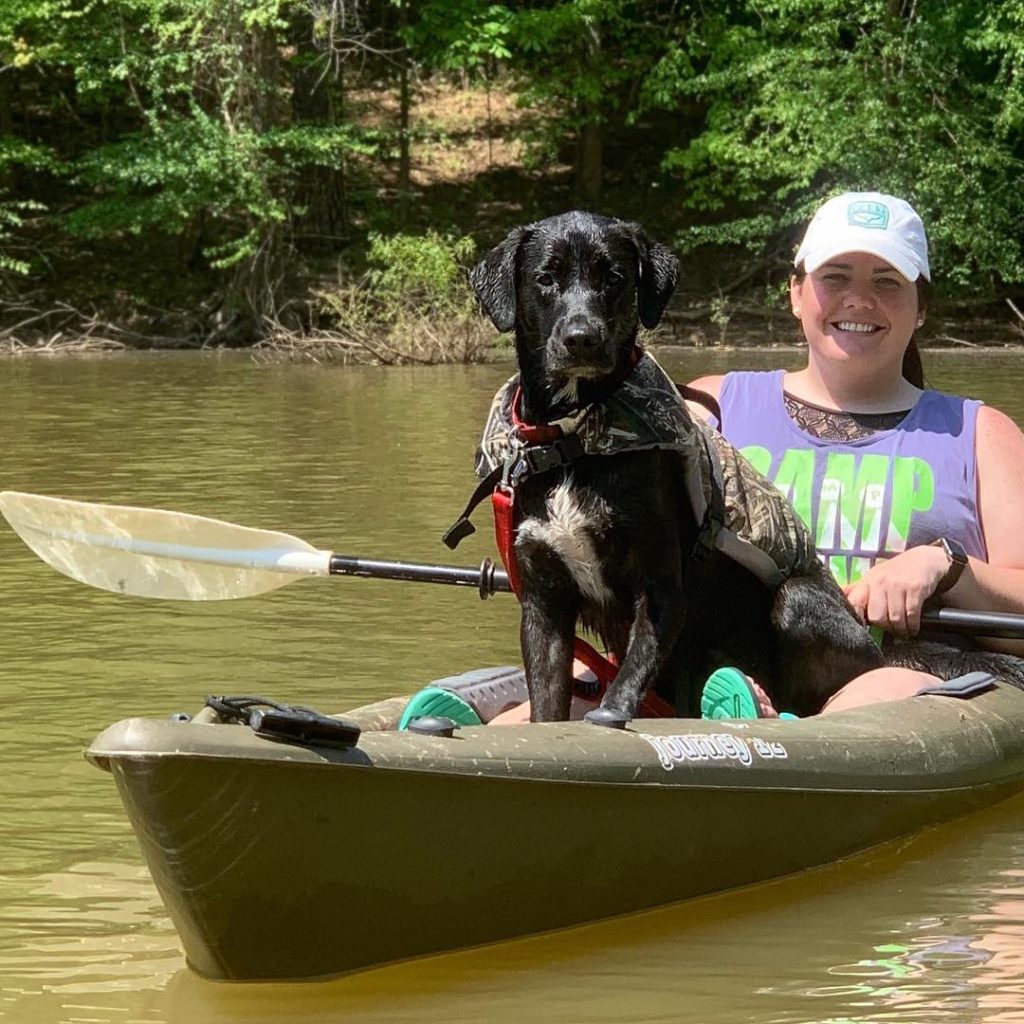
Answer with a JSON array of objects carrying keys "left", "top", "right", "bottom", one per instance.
[
  {"left": 0, "top": 490, "right": 512, "bottom": 602},
  {"left": 2, "top": 489, "right": 1024, "bottom": 639}
]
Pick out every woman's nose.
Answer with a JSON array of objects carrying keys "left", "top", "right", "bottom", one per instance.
[{"left": 842, "top": 285, "right": 875, "bottom": 308}]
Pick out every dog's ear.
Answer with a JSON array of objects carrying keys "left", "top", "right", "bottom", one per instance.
[
  {"left": 621, "top": 223, "right": 680, "bottom": 329},
  {"left": 470, "top": 226, "right": 531, "bottom": 332}
]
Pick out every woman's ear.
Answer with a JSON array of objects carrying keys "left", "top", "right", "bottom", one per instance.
[{"left": 789, "top": 275, "right": 802, "bottom": 318}]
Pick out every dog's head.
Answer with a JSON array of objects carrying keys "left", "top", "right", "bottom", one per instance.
[{"left": 470, "top": 211, "right": 679, "bottom": 412}]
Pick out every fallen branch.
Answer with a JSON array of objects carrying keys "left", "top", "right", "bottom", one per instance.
[{"left": 931, "top": 333, "right": 979, "bottom": 347}]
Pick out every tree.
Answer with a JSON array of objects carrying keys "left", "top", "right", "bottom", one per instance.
[
  {"left": 3, "top": 0, "right": 382, "bottom": 335},
  {"left": 508, "top": 0, "right": 677, "bottom": 208},
  {"left": 645, "top": 0, "right": 1024, "bottom": 289}
]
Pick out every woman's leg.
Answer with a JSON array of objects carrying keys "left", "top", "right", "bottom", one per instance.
[
  {"left": 818, "top": 667, "right": 940, "bottom": 714},
  {"left": 704, "top": 666, "right": 942, "bottom": 719},
  {"left": 489, "top": 692, "right": 600, "bottom": 725},
  {"left": 489, "top": 659, "right": 601, "bottom": 724}
]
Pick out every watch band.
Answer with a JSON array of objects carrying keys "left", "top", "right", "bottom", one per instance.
[{"left": 931, "top": 537, "right": 968, "bottom": 594}]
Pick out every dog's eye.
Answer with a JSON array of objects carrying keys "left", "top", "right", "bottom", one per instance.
[
  {"left": 535, "top": 272, "right": 555, "bottom": 288},
  {"left": 605, "top": 270, "right": 625, "bottom": 289}
]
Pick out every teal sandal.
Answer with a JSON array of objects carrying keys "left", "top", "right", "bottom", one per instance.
[
  {"left": 398, "top": 687, "right": 482, "bottom": 730},
  {"left": 701, "top": 667, "right": 763, "bottom": 720},
  {"left": 700, "top": 667, "right": 800, "bottom": 720}
]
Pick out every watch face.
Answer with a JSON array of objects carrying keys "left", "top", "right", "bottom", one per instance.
[
  {"left": 945, "top": 537, "right": 968, "bottom": 565},
  {"left": 934, "top": 537, "right": 968, "bottom": 594}
]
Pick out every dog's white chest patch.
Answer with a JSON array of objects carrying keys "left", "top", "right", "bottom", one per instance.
[{"left": 517, "top": 480, "right": 613, "bottom": 605}]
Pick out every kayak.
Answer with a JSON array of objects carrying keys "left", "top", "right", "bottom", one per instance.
[{"left": 86, "top": 665, "right": 1024, "bottom": 982}]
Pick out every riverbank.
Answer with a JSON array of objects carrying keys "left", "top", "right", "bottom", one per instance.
[
  {"left": 3, "top": 306, "right": 1021, "bottom": 358},
  {"left": 4, "top": 81, "right": 1022, "bottom": 360}
]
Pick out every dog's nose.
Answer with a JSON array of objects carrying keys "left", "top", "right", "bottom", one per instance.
[{"left": 562, "top": 328, "right": 600, "bottom": 356}]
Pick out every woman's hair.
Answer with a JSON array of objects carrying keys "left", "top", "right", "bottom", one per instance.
[
  {"left": 790, "top": 267, "right": 932, "bottom": 388},
  {"left": 901, "top": 337, "right": 924, "bottom": 388}
]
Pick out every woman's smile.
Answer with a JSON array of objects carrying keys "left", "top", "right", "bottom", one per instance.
[{"left": 832, "top": 320, "right": 881, "bottom": 334}]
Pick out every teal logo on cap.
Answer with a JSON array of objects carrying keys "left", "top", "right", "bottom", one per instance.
[{"left": 847, "top": 201, "right": 889, "bottom": 230}]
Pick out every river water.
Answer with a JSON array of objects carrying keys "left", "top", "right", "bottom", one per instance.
[{"left": 3, "top": 347, "right": 1024, "bottom": 1024}]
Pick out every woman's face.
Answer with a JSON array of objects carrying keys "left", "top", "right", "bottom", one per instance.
[{"left": 790, "top": 251, "right": 921, "bottom": 368}]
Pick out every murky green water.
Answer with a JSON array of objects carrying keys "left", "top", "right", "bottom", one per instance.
[{"left": 3, "top": 347, "right": 1024, "bottom": 1023}]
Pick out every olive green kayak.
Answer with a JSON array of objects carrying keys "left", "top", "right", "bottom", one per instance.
[{"left": 86, "top": 667, "right": 1024, "bottom": 982}]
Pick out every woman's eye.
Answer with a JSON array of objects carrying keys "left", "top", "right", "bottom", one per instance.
[
  {"left": 822, "top": 273, "right": 847, "bottom": 284},
  {"left": 875, "top": 277, "right": 900, "bottom": 289},
  {"left": 535, "top": 272, "right": 555, "bottom": 288}
]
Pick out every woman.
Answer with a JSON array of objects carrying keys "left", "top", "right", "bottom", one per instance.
[{"left": 689, "top": 191, "right": 1024, "bottom": 716}]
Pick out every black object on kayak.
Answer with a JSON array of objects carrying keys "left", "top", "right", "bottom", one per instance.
[{"left": 206, "top": 695, "right": 361, "bottom": 749}]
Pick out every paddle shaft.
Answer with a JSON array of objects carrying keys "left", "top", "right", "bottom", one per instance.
[
  {"left": 329, "top": 555, "right": 513, "bottom": 596},
  {"left": 917, "top": 607, "right": 1024, "bottom": 640},
  {"left": 330, "top": 555, "right": 1024, "bottom": 640}
]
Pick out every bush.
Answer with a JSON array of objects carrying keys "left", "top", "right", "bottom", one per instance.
[{"left": 289, "top": 231, "right": 498, "bottom": 364}]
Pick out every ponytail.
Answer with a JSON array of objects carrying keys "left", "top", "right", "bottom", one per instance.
[
  {"left": 904, "top": 276, "right": 933, "bottom": 387},
  {"left": 901, "top": 337, "right": 924, "bottom": 388}
]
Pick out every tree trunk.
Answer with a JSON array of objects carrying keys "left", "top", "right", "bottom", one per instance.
[
  {"left": 397, "top": 0, "right": 411, "bottom": 226},
  {"left": 221, "top": 24, "right": 293, "bottom": 334},
  {"left": 0, "top": 72, "right": 13, "bottom": 191},
  {"left": 252, "top": 26, "right": 283, "bottom": 131},
  {"left": 578, "top": 119, "right": 603, "bottom": 208},
  {"left": 290, "top": 16, "right": 347, "bottom": 248},
  {"left": 575, "top": 23, "right": 602, "bottom": 208}
]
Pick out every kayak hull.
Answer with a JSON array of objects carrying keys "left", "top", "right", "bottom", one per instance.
[{"left": 87, "top": 676, "right": 1024, "bottom": 981}]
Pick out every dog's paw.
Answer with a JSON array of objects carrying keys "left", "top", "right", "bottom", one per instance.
[{"left": 583, "top": 707, "right": 631, "bottom": 729}]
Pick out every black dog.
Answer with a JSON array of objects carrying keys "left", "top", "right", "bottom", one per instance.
[{"left": 460, "top": 211, "right": 888, "bottom": 722}]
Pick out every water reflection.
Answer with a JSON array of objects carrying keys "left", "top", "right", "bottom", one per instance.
[{"left": 3, "top": 349, "right": 1024, "bottom": 1023}]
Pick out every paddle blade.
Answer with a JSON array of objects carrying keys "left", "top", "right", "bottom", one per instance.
[{"left": 0, "top": 491, "right": 332, "bottom": 601}]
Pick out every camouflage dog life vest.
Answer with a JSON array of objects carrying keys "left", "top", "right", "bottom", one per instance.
[{"left": 475, "top": 350, "right": 818, "bottom": 588}]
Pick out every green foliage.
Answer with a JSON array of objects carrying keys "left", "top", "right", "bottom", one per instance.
[
  {"left": 411, "top": 0, "right": 513, "bottom": 72},
  {"left": 508, "top": 0, "right": 675, "bottom": 131},
  {"left": 2, "top": 0, "right": 1023, "bottom": 341},
  {"left": 0, "top": 196, "right": 43, "bottom": 277},
  {"left": 67, "top": 114, "right": 283, "bottom": 244},
  {"left": 647, "top": 0, "right": 1024, "bottom": 287},
  {"left": 314, "top": 231, "right": 493, "bottom": 363},
  {"left": 0, "top": 138, "right": 64, "bottom": 178},
  {"left": 65, "top": 113, "right": 376, "bottom": 268},
  {"left": 365, "top": 230, "right": 477, "bottom": 313},
  {"left": 3, "top": 0, "right": 378, "bottom": 291}
]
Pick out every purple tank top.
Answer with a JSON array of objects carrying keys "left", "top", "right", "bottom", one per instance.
[{"left": 717, "top": 370, "right": 986, "bottom": 587}]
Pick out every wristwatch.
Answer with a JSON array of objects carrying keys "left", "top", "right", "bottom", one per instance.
[{"left": 931, "top": 537, "right": 969, "bottom": 594}]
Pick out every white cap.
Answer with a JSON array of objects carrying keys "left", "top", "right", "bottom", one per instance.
[{"left": 794, "top": 191, "right": 930, "bottom": 282}]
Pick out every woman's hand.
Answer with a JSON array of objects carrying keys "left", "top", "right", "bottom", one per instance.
[{"left": 843, "top": 545, "right": 953, "bottom": 637}]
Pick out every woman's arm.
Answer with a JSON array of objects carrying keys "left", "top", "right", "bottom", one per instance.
[
  {"left": 845, "top": 404, "right": 1024, "bottom": 654},
  {"left": 941, "top": 404, "right": 1024, "bottom": 653}
]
